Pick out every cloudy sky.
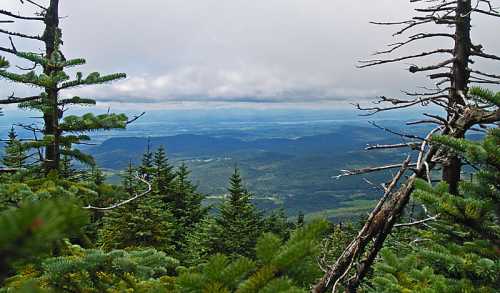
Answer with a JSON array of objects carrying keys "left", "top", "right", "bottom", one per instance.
[{"left": 1, "top": 0, "right": 499, "bottom": 109}]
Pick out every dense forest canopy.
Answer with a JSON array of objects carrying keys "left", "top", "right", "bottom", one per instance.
[{"left": 0, "top": 1, "right": 499, "bottom": 292}]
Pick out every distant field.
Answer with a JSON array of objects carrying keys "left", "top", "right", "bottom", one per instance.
[{"left": 92, "top": 123, "right": 418, "bottom": 220}]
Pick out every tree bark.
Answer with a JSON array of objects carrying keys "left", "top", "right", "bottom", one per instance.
[
  {"left": 42, "top": 0, "right": 61, "bottom": 173},
  {"left": 443, "top": 0, "right": 472, "bottom": 194}
]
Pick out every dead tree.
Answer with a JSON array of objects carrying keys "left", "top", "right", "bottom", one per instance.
[{"left": 313, "top": 1, "right": 500, "bottom": 292}]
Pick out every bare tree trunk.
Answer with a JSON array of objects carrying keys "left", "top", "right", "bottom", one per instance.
[{"left": 443, "top": 0, "right": 471, "bottom": 195}]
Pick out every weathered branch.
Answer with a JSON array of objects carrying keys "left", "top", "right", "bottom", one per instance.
[
  {"left": 126, "top": 112, "right": 146, "bottom": 124},
  {"left": 394, "top": 213, "right": 440, "bottom": 227},
  {"left": 365, "top": 142, "right": 419, "bottom": 150},
  {"left": 358, "top": 49, "right": 453, "bottom": 68},
  {"left": 83, "top": 175, "right": 151, "bottom": 211},
  {"left": 0, "top": 9, "right": 44, "bottom": 20},
  {"left": 0, "top": 28, "right": 42, "bottom": 40}
]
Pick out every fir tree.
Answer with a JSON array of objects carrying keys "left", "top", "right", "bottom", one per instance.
[
  {"left": 177, "top": 219, "right": 329, "bottom": 292},
  {"left": 0, "top": 1, "right": 129, "bottom": 174},
  {"left": 168, "top": 163, "right": 207, "bottom": 247},
  {"left": 3, "top": 244, "right": 179, "bottom": 292},
  {"left": 262, "top": 208, "right": 294, "bottom": 241},
  {"left": 90, "top": 166, "right": 105, "bottom": 186},
  {"left": 122, "top": 160, "right": 137, "bottom": 196},
  {"left": 215, "top": 168, "right": 262, "bottom": 257},
  {"left": 0, "top": 199, "right": 89, "bottom": 282},
  {"left": 139, "top": 138, "right": 154, "bottom": 180},
  {"left": 2, "top": 127, "right": 27, "bottom": 169},
  {"left": 296, "top": 211, "right": 305, "bottom": 228},
  {"left": 152, "top": 145, "right": 176, "bottom": 195},
  {"left": 59, "top": 147, "right": 77, "bottom": 179},
  {"left": 98, "top": 194, "right": 176, "bottom": 253},
  {"left": 182, "top": 216, "right": 219, "bottom": 266}
]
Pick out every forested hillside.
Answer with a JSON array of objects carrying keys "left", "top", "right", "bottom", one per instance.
[{"left": 0, "top": 0, "right": 499, "bottom": 292}]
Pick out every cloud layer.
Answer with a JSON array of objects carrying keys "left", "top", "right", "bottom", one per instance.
[{"left": 1, "top": 0, "right": 499, "bottom": 108}]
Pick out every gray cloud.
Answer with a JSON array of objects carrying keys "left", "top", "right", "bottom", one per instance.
[{"left": 1, "top": 0, "right": 499, "bottom": 108}]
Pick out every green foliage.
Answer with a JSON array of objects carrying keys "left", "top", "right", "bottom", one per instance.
[
  {"left": 469, "top": 86, "right": 500, "bottom": 106},
  {"left": 1, "top": 127, "right": 27, "bottom": 169},
  {"left": 367, "top": 108, "right": 499, "bottom": 292},
  {"left": 168, "top": 163, "right": 207, "bottom": 252},
  {"left": 214, "top": 168, "right": 263, "bottom": 257},
  {"left": 262, "top": 208, "right": 295, "bottom": 240},
  {"left": 182, "top": 216, "right": 219, "bottom": 266},
  {"left": 98, "top": 192, "right": 176, "bottom": 254},
  {"left": 60, "top": 113, "right": 128, "bottom": 133},
  {"left": 177, "top": 219, "right": 328, "bottom": 292},
  {"left": 153, "top": 145, "right": 176, "bottom": 194},
  {"left": 0, "top": 199, "right": 89, "bottom": 281},
  {"left": 4, "top": 246, "right": 178, "bottom": 292},
  {"left": 0, "top": 40, "right": 128, "bottom": 172}
]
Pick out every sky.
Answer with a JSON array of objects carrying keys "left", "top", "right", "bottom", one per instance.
[{"left": 1, "top": 0, "right": 499, "bottom": 110}]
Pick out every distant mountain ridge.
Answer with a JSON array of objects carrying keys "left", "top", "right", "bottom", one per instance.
[{"left": 91, "top": 125, "right": 391, "bottom": 170}]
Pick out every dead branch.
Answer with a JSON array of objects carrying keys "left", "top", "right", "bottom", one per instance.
[
  {"left": 394, "top": 214, "right": 440, "bottom": 227},
  {"left": 126, "top": 111, "right": 146, "bottom": 124},
  {"left": 0, "top": 28, "right": 42, "bottom": 40},
  {"left": 0, "top": 9, "right": 44, "bottom": 21},
  {"left": 365, "top": 142, "right": 419, "bottom": 151},
  {"left": 334, "top": 163, "right": 417, "bottom": 179},
  {"left": 358, "top": 49, "right": 453, "bottom": 68},
  {"left": 83, "top": 175, "right": 151, "bottom": 211}
]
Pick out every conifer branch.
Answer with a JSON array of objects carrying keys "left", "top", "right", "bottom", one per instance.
[{"left": 0, "top": 94, "right": 40, "bottom": 104}]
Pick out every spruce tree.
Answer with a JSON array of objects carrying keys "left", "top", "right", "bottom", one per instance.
[
  {"left": 98, "top": 162, "right": 176, "bottom": 253},
  {"left": 98, "top": 195, "right": 176, "bottom": 254},
  {"left": 139, "top": 138, "right": 154, "bottom": 180},
  {"left": 177, "top": 219, "right": 329, "bottom": 292},
  {"left": 0, "top": 199, "right": 89, "bottom": 282},
  {"left": 215, "top": 168, "right": 262, "bottom": 257},
  {"left": 152, "top": 145, "right": 176, "bottom": 195},
  {"left": 154, "top": 163, "right": 206, "bottom": 254},
  {"left": 2, "top": 127, "right": 27, "bottom": 169},
  {"left": 262, "top": 208, "right": 293, "bottom": 241},
  {"left": 182, "top": 216, "right": 219, "bottom": 266},
  {"left": 122, "top": 160, "right": 136, "bottom": 196},
  {"left": 90, "top": 166, "right": 105, "bottom": 186},
  {"left": 0, "top": 1, "right": 130, "bottom": 174}
]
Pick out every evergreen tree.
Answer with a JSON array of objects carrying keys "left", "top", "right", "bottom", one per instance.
[
  {"left": 3, "top": 244, "right": 179, "bottom": 292},
  {"left": 122, "top": 160, "right": 137, "bottom": 196},
  {"left": 296, "top": 211, "right": 305, "bottom": 228},
  {"left": 2, "top": 127, "right": 27, "bottom": 169},
  {"left": 215, "top": 168, "right": 262, "bottom": 257},
  {"left": 0, "top": 1, "right": 129, "bottom": 174},
  {"left": 182, "top": 216, "right": 219, "bottom": 266},
  {"left": 0, "top": 199, "right": 89, "bottom": 282},
  {"left": 177, "top": 219, "right": 329, "bottom": 292},
  {"left": 90, "top": 166, "right": 105, "bottom": 186},
  {"left": 262, "top": 208, "right": 293, "bottom": 241},
  {"left": 152, "top": 145, "right": 176, "bottom": 195},
  {"left": 59, "top": 148, "right": 77, "bottom": 179},
  {"left": 98, "top": 195, "right": 176, "bottom": 253},
  {"left": 139, "top": 138, "right": 154, "bottom": 180},
  {"left": 167, "top": 163, "right": 207, "bottom": 249}
]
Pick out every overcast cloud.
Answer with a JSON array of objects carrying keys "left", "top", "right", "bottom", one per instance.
[{"left": 1, "top": 0, "right": 499, "bottom": 109}]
